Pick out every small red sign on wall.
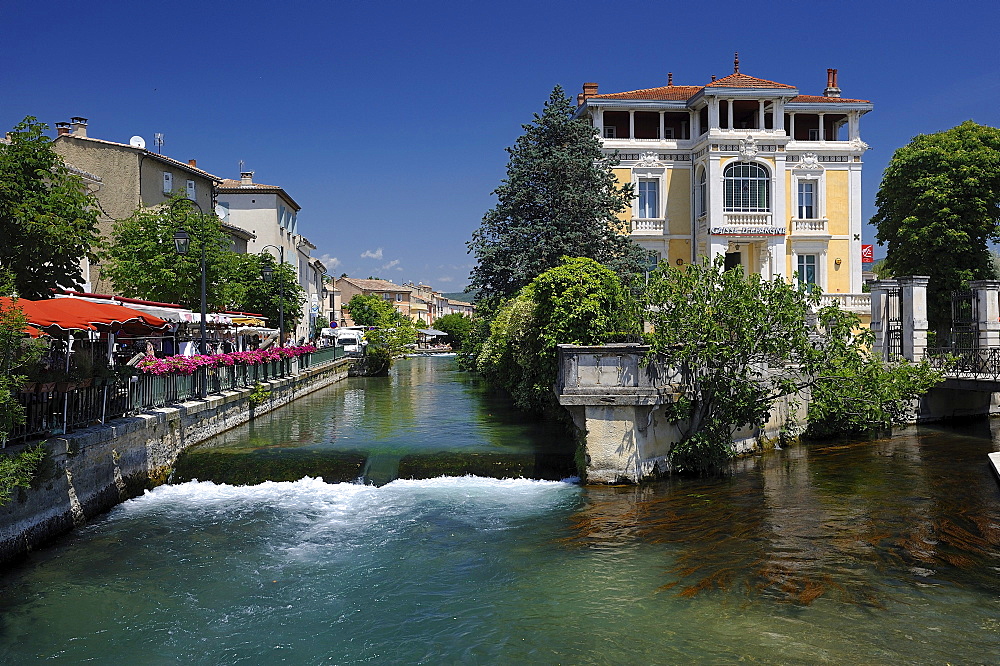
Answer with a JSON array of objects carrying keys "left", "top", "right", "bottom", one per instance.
[{"left": 861, "top": 245, "right": 874, "bottom": 263}]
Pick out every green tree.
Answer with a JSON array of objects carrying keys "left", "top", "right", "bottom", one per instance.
[
  {"left": 0, "top": 271, "right": 44, "bottom": 444},
  {"left": 872, "top": 121, "right": 1000, "bottom": 332},
  {"left": 645, "top": 258, "right": 942, "bottom": 474},
  {"left": 228, "top": 252, "right": 305, "bottom": 336},
  {"left": 102, "top": 195, "right": 235, "bottom": 310},
  {"left": 806, "top": 307, "right": 942, "bottom": 438},
  {"left": 313, "top": 315, "right": 330, "bottom": 337},
  {"left": 477, "top": 257, "right": 640, "bottom": 411},
  {"left": 467, "top": 86, "right": 645, "bottom": 314},
  {"left": 345, "top": 293, "right": 417, "bottom": 363},
  {"left": 432, "top": 313, "right": 473, "bottom": 350},
  {"left": 346, "top": 293, "right": 395, "bottom": 327},
  {"left": 0, "top": 116, "right": 101, "bottom": 298},
  {"left": 0, "top": 269, "right": 47, "bottom": 505}
]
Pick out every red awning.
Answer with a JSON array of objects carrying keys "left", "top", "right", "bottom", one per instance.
[{"left": 3, "top": 297, "right": 173, "bottom": 335}]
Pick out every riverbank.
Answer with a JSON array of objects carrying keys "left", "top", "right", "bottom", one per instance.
[{"left": 0, "top": 357, "right": 353, "bottom": 566}]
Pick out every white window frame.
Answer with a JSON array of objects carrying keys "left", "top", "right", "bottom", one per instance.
[
  {"left": 603, "top": 126, "right": 616, "bottom": 138},
  {"left": 637, "top": 178, "right": 660, "bottom": 219},
  {"left": 791, "top": 240, "right": 828, "bottom": 293},
  {"left": 186, "top": 179, "right": 196, "bottom": 201},
  {"left": 808, "top": 128, "right": 820, "bottom": 141},
  {"left": 162, "top": 172, "right": 173, "bottom": 194},
  {"left": 723, "top": 161, "right": 770, "bottom": 213},
  {"left": 790, "top": 170, "right": 826, "bottom": 221},
  {"left": 695, "top": 167, "right": 707, "bottom": 218},
  {"left": 663, "top": 127, "right": 675, "bottom": 139},
  {"left": 797, "top": 253, "right": 817, "bottom": 288}
]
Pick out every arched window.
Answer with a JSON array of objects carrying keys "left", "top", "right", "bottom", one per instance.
[
  {"left": 724, "top": 162, "right": 770, "bottom": 212},
  {"left": 696, "top": 167, "right": 707, "bottom": 216}
]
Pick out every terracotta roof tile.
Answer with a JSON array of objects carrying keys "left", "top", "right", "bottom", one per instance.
[
  {"left": 216, "top": 178, "right": 301, "bottom": 210},
  {"left": 704, "top": 72, "right": 796, "bottom": 89},
  {"left": 789, "top": 94, "right": 871, "bottom": 104},
  {"left": 591, "top": 85, "right": 702, "bottom": 101},
  {"left": 338, "top": 277, "right": 407, "bottom": 293}
]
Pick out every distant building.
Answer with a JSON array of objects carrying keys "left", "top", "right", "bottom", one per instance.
[
  {"left": 217, "top": 172, "right": 326, "bottom": 341},
  {"left": 335, "top": 277, "right": 412, "bottom": 325},
  {"left": 574, "top": 59, "right": 872, "bottom": 310},
  {"left": 52, "top": 117, "right": 223, "bottom": 293}
]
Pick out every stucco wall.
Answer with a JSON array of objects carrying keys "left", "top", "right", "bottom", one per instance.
[{"left": 0, "top": 358, "right": 352, "bottom": 566}]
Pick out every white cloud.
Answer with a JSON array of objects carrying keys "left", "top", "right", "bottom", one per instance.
[
  {"left": 361, "top": 248, "right": 383, "bottom": 260},
  {"left": 317, "top": 254, "right": 341, "bottom": 270},
  {"left": 381, "top": 259, "right": 400, "bottom": 270},
  {"left": 436, "top": 276, "right": 454, "bottom": 283}
]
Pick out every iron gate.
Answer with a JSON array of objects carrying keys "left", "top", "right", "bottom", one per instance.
[
  {"left": 950, "top": 289, "right": 978, "bottom": 350},
  {"left": 881, "top": 286, "right": 902, "bottom": 360}
]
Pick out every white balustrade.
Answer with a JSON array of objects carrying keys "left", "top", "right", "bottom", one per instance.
[
  {"left": 819, "top": 293, "right": 871, "bottom": 312},
  {"left": 793, "top": 218, "right": 828, "bottom": 233},
  {"left": 631, "top": 218, "right": 665, "bottom": 235},
  {"left": 722, "top": 212, "right": 772, "bottom": 227}
]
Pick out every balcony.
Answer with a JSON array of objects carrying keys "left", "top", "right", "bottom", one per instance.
[
  {"left": 630, "top": 218, "right": 665, "bottom": 235},
  {"left": 819, "top": 293, "right": 871, "bottom": 314},
  {"left": 723, "top": 212, "right": 772, "bottom": 227},
  {"left": 792, "top": 218, "right": 828, "bottom": 234}
]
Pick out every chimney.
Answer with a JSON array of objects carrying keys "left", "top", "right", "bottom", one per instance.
[
  {"left": 824, "top": 68, "right": 841, "bottom": 98},
  {"left": 667, "top": 72, "right": 673, "bottom": 87},
  {"left": 55, "top": 122, "right": 71, "bottom": 136},
  {"left": 240, "top": 171, "right": 254, "bottom": 186},
  {"left": 69, "top": 117, "right": 88, "bottom": 138},
  {"left": 582, "top": 82, "right": 598, "bottom": 100},
  {"left": 711, "top": 74, "right": 716, "bottom": 82},
  {"left": 188, "top": 159, "right": 197, "bottom": 168}
]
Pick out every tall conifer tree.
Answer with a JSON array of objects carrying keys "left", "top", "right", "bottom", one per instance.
[{"left": 468, "top": 86, "right": 645, "bottom": 312}]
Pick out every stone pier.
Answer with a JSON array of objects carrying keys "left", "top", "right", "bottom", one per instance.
[{"left": 555, "top": 345, "right": 805, "bottom": 484}]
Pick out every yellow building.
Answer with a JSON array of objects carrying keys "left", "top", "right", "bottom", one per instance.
[{"left": 575, "top": 58, "right": 872, "bottom": 309}]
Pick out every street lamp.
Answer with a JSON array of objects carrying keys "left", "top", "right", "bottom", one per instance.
[
  {"left": 259, "top": 244, "right": 285, "bottom": 346},
  {"left": 170, "top": 199, "right": 208, "bottom": 362}
]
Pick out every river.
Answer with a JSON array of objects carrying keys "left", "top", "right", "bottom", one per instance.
[{"left": 2, "top": 356, "right": 1000, "bottom": 663}]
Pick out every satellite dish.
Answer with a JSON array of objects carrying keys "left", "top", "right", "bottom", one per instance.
[{"left": 129, "top": 136, "right": 146, "bottom": 149}]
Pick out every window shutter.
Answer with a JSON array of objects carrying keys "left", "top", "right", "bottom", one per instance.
[
  {"left": 162, "top": 172, "right": 173, "bottom": 194},
  {"left": 186, "top": 180, "right": 196, "bottom": 200}
]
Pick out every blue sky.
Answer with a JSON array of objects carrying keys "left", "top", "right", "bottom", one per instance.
[{"left": 3, "top": 0, "right": 999, "bottom": 289}]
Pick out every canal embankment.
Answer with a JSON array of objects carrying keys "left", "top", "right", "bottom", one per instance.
[{"left": 0, "top": 356, "right": 353, "bottom": 566}]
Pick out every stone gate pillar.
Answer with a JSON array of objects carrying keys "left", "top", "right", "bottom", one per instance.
[
  {"left": 899, "top": 276, "right": 930, "bottom": 361},
  {"left": 869, "top": 278, "right": 898, "bottom": 360},
  {"left": 970, "top": 280, "right": 1000, "bottom": 349}
]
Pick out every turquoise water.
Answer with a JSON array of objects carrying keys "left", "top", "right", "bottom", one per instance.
[{"left": 3, "top": 358, "right": 1000, "bottom": 663}]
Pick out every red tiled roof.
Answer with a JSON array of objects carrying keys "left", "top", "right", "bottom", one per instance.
[
  {"left": 218, "top": 178, "right": 283, "bottom": 190},
  {"left": 337, "top": 277, "right": 407, "bottom": 293},
  {"left": 216, "top": 179, "right": 301, "bottom": 210},
  {"left": 592, "top": 85, "right": 702, "bottom": 101},
  {"left": 704, "top": 72, "right": 796, "bottom": 89},
  {"left": 789, "top": 94, "right": 872, "bottom": 104}
]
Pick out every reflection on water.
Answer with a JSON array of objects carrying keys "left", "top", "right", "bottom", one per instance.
[
  {"left": 3, "top": 359, "right": 1000, "bottom": 662},
  {"left": 566, "top": 421, "right": 1000, "bottom": 609},
  {"left": 174, "top": 356, "right": 575, "bottom": 484}
]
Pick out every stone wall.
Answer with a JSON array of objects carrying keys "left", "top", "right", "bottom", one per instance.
[
  {"left": 0, "top": 358, "right": 352, "bottom": 566},
  {"left": 556, "top": 344, "right": 809, "bottom": 484}
]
